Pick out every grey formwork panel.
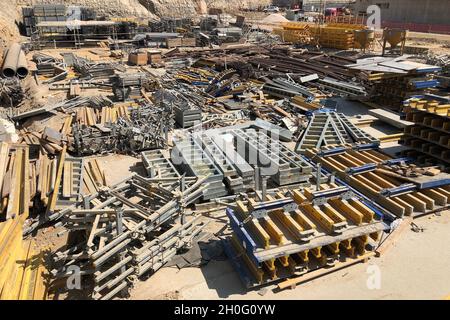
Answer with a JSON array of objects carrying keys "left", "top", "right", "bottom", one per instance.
[
  {"left": 337, "top": 113, "right": 380, "bottom": 145},
  {"left": 173, "top": 136, "right": 227, "bottom": 200},
  {"left": 56, "top": 156, "right": 84, "bottom": 210},
  {"left": 209, "top": 133, "right": 255, "bottom": 178},
  {"left": 192, "top": 132, "right": 245, "bottom": 193},
  {"left": 174, "top": 106, "right": 202, "bottom": 128},
  {"left": 141, "top": 149, "right": 180, "bottom": 180},
  {"left": 229, "top": 128, "right": 313, "bottom": 186}
]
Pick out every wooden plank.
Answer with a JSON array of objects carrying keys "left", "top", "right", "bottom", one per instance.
[
  {"left": 62, "top": 161, "right": 72, "bottom": 198},
  {"left": 22, "top": 147, "right": 30, "bottom": 218},
  {"left": 0, "top": 143, "right": 10, "bottom": 196},
  {"left": 6, "top": 149, "right": 23, "bottom": 219}
]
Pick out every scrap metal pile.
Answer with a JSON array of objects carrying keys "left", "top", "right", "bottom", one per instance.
[
  {"left": 0, "top": 77, "right": 24, "bottom": 107},
  {"left": 51, "top": 175, "right": 208, "bottom": 300},
  {"left": 72, "top": 104, "right": 173, "bottom": 155},
  {"left": 0, "top": 13, "right": 449, "bottom": 301}
]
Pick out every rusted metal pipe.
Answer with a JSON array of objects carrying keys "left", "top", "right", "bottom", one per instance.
[
  {"left": 16, "top": 49, "right": 29, "bottom": 79},
  {"left": 1, "top": 43, "right": 21, "bottom": 78}
]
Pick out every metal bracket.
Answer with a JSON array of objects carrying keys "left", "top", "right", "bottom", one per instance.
[{"left": 380, "top": 183, "right": 417, "bottom": 197}]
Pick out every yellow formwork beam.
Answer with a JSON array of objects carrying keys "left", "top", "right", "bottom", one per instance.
[
  {"left": 270, "top": 210, "right": 305, "bottom": 240},
  {"left": 340, "top": 239, "right": 355, "bottom": 258},
  {"left": 248, "top": 220, "right": 270, "bottom": 249},
  {"left": 278, "top": 256, "right": 289, "bottom": 267},
  {"left": 260, "top": 217, "right": 285, "bottom": 245},
  {"left": 321, "top": 203, "right": 347, "bottom": 224},
  {"left": 348, "top": 199, "right": 374, "bottom": 223},
  {"left": 349, "top": 175, "right": 406, "bottom": 216},
  {"left": 297, "top": 250, "right": 309, "bottom": 262},
  {"left": 422, "top": 189, "right": 447, "bottom": 206},
  {"left": 412, "top": 192, "right": 435, "bottom": 210},
  {"left": 329, "top": 199, "right": 363, "bottom": 225},
  {"left": 327, "top": 242, "right": 340, "bottom": 255},
  {"left": 302, "top": 204, "right": 335, "bottom": 233},
  {"left": 311, "top": 246, "right": 322, "bottom": 258},
  {"left": 398, "top": 193, "right": 427, "bottom": 212},
  {"left": 354, "top": 235, "right": 368, "bottom": 255},
  {"left": 292, "top": 189, "right": 307, "bottom": 204},
  {"left": 292, "top": 209, "right": 317, "bottom": 231},
  {"left": 287, "top": 256, "right": 297, "bottom": 273}
]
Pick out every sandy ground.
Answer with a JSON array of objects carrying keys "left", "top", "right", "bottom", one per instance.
[{"left": 129, "top": 212, "right": 450, "bottom": 300}]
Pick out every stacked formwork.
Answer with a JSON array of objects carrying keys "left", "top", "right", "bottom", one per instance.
[
  {"left": 368, "top": 68, "right": 442, "bottom": 110},
  {"left": 273, "top": 22, "right": 368, "bottom": 50},
  {"left": 22, "top": 4, "right": 67, "bottom": 36},
  {"left": 172, "top": 136, "right": 228, "bottom": 200},
  {"left": 174, "top": 105, "right": 202, "bottom": 128},
  {"left": 402, "top": 98, "right": 450, "bottom": 167},
  {"left": 305, "top": 145, "right": 450, "bottom": 218},
  {"left": 223, "top": 185, "right": 387, "bottom": 288},
  {"left": 296, "top": 111, "right": 379, "bottom": 153},
  {"left": 142, "top": 149, "right": 181, "bottom": 180},
  {"left": 193, "top": 132, "right": 246, "bottom": 194},
  {"left": 209, "top": 132, "right": 256, "bottom": 191},
  {"left": 228, "top": 128, "right": 313, "bottom": 186}
]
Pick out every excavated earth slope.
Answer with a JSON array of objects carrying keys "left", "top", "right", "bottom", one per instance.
[{"left": 0, "top": 0, "right": 270, "bottom": 53}]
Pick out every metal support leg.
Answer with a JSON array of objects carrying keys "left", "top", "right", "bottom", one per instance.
[
  {"left": 316, "top": 163, "right": 321, "bottom": 191},
  {"left": 115, "top": 208, "right": 127, "bottom": 297}
]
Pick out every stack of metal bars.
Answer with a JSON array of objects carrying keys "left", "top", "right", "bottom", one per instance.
[{"left": 51, "top": 174, "right": 208, "bottom": 300}]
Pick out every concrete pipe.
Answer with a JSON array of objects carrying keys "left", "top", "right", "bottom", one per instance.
[
  {"left": 16, "top": 49, "right": 29, "bottom": 79},
  {"left": 1, "top": 43, "right": 21, "bottom": 78}
]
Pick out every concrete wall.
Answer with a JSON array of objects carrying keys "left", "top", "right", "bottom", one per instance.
[{"left": 352, "top": 0, "right": 450, "bottom": 25}]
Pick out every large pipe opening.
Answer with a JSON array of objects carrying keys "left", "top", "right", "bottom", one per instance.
[
  {"left": 2, "top": 67, "right": 16, "bottom": 78},
  {"left": 16, "top": 67, "right": 29, "bottom": 78}
]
